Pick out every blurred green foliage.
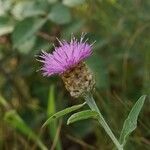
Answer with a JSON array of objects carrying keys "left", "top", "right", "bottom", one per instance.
[{"left": 0, "top": 0, "right": 149, "bottom": 149}]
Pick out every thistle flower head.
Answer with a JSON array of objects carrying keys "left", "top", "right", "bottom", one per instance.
[
  {"left": 39, "top": 34, "right": 93, "bottom": 76},
  {"left": 38, "top": 34, "right": 95, "bottom": 98}
]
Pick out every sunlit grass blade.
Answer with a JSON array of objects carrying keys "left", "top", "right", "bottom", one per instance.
[
  {"left": 0, "top": 95, "right": 9, "bottom": 108},
  {"left": 4, "top": 110, "right": 48, "bottom": 150},
  {"left": 42, "top": 102, "right": 86, "bottom": 128},
  {"left": 47, "top": 85, "right": 62, "bottom": 150},
  {"left": 119, "top": 95, "right": 146, "bottom": 146},
  {"left": 67, "top": 110, "right": 98, "bottom": 125}
]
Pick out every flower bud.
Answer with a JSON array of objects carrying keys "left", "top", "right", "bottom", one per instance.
[{"left": 61, "top": 62, "right": 95, "bottom": 98}]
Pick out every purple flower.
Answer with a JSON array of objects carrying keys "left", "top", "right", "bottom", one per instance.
[{"left": 38, "top": 35, "right": 93, "bottom": 76}]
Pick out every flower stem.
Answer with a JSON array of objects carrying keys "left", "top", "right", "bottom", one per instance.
[{"left": 84, "top": 93, "right": 123, "bottom": 150}]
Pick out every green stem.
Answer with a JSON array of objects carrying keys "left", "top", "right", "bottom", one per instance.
[{"left": 84, "top": 93, "right": 123, "bottom": 150}]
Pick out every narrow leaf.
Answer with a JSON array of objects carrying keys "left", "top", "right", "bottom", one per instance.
[
  {"left": 42, "top": 102, "right": 86, "bottom": 127},
  {"left": 67, "top": 110, "right": 98, "bottom": 125},
  {"left": 119, "top": 95, "right": 146, "bottom": 146}
]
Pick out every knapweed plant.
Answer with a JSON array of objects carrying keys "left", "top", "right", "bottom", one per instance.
[{"left": 38, "top": 34, "right": 146, "bottom": 150}]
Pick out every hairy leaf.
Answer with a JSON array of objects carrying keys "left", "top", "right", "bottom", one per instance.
[
  {"left": 119, "top": 95, "right": 146, "bottom": 146},
  {"left": 42, "top": 102, "right": 86, "bottom": 127}
]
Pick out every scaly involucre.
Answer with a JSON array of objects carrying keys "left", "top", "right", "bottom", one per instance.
[{"left": 39, "top": 35, "right": 93, "bottom": 76}]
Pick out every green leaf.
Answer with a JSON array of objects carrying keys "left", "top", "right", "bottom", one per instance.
[
  {"left": 0, "top": 16, "right": 15, "bottom": 36},
  {"left": 4, "top": 110, "right": 48, "bottom": 150},
  {"left": 119, "top": 95, "right": 146, "bottom": 146},
  {"left": 17, "top": 36, "right": 36, "bottom": 54},
  {"left": 48, "top": 3, "right": 71, "bottom": 24},
  {"left": 47, "top": 85, "right": 56, "bottom": 116},
  {"left": 12, "top": 17, "right": 46, "bottom": 49},
  {"left": 67, "top": 110, "right": 98, "bottom": 125},
  {"left": 11, "top": 1, "right": 48, "bottom": 20},
  {"left": 63, "top": 0, "right": 85, "bottom": 7},
  {"left": 47, "top": 85, "right": 62, "bottom": 150},
  {"left": 0, "top": 0, "right": 13, "bottom": 16},
  {"left": 42, "top": 102, "right": 86, "bottom": 127}
]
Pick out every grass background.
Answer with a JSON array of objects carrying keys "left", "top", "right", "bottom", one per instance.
[{"left": 0, "top": 0, "right": 149, "bottom": 149}]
